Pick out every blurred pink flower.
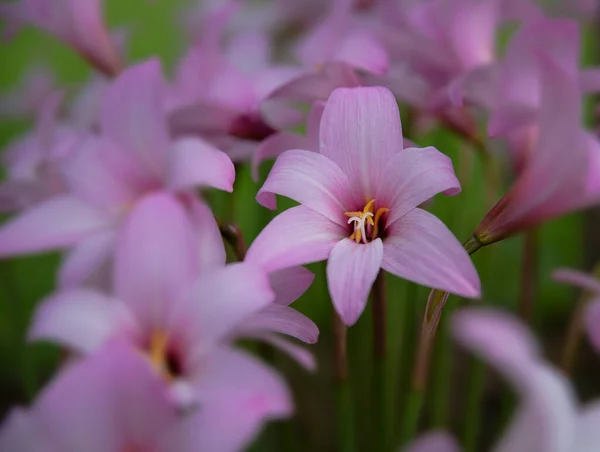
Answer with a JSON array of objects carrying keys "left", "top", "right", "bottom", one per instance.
[
  {"left": 0, "top": 59, "right": 234, "bottom": 288},
  {"left": 452, "top": 308, "right": 600, "bottom": 452},
  {"left": 0, "top": 0, "right": 122, "bottom": 77},
  {"left": 0, "top": 64, "right": 55, "bottom": 120},
  {"left": 168, "top": 2, "right": 300, "bottom": 162},
  {"left": 402, "top": 431, "right": 460, "bottom": 452},
  {"left": 260, "top": 0, "right": 388, "bottom": 130},
  {"left": 247, "top": 86, "right": 480, "bottom": 326},
  {"left": 553, "top": 268, "right": 600, "bottom": 353},
  {"left": 27, "top": 193, "right": 293, "bottom": 448},
  {"left": 474, "top": 56, "right": 600, "bottom": 244}
]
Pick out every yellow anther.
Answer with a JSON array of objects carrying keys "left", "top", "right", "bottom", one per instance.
[
  {"left": 372, "top": 207, "right": 389, "bottom": 239},
  {"left": 149, "top": 330, "right": 173, "bottom": 381},
  {"left": 354, "top": 228, "right": 362, "bottom": 243},
  {"left": 363, "top": 199, "right": 376, "bottom": 214},
  {"left": 344, "top": 199, "right": 387, "bottom": 244}
]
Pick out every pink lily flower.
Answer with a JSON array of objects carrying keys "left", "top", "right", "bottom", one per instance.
[
  {"left": 168, "top": 2, "right": 301, "bottom": 162},
  {"left": 0, "top": 0, "right": 122, "bottom": 77},
  {"left": 0, "top": 92, "right": 84, "bottom": 213},
  {"left": 474, "top": 56, "right": 600, "bottom": 245},
  {"left": 260, "top": 0, "right": 389, "bottom": 130},
  {"left": 0, "top": 59, "right": 234, "bottom": 288},
  {"left": 247, "top": 86, "right": 480, "bottom": 326},
  {"left": 449, "top": 308, "right": 600, "bottom": 452},
  {"left": 27, "top": 193, "right": 294, "bottom": 448},
  {"left": 553, "top": 268, "right": 600, "bottom": 352}
]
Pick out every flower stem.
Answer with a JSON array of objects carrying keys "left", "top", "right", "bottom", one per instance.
[
  {"left": 372, "top": 271, "right": 389, "bottom": 451},
  {"left": 333, "top": 309, "right": 356, "bottom": 452},
  {"left": 430, "top": 311, "right": 453, "bottom": 428},
  {"left": 462, "top": 358, "right": 485, "bottom": 452},
  {"left": 518, "top": 229, "right": 539, "bottom": 322}
]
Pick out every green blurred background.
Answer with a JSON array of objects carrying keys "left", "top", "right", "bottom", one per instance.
[{"left": 0, "top": 1, "right": 598, "bottom": 451}]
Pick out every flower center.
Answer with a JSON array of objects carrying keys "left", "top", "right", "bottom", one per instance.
[
  {"left": 148, "top": 330, "right": 182, "bottom": 381},
  {"left": 344, "top": 199, "right": 388, "bottom": 244}
]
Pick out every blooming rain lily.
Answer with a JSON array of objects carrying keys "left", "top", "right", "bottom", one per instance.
[
  {"left": 0, "top": 59, "right": 235, "bottom": 288},
  {"left": 247, "top": 86, "right": 480, "bottom": 326},
  {"left": 0, "top": 0, "right": 122, "bottom": 77},
  {"left": 553, "top": 268, "right": 600, "bottom": 352},
  {"left": 26, "top": 193, "right": 295, "bottom": 450}
]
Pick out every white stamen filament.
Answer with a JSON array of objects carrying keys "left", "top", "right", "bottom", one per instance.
[{"left": 347, "top": 212, "right": 373, "bottom": 244}]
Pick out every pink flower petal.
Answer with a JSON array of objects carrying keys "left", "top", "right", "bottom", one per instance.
[
  {"left": 333, "top": 30, "right": 389, "bottom": 75},
  {"left": 379, "top": 147, "right": 461, "bottom": 225},
  {"left": 552, "top": 269, "right": 600, "bottom": 294},
  {"left": 237, "top": 304, "right": 319, "bottom": 344},
  {"left": 167, "top": 137, "right": 235, "bottom": 192},
  {"left": 580, "top": 68, "right": 600, "bottom": 94},
  {"left": 251, "top": 132, "right": 311, "bottom": 181},
  {"left": 28, "top": 289, "right": 138, "bottom": 354},
  {"left": 257, "top": 149, "right": 357, "bottom": 225},
  {"left": 0, "top": 195, "right": 111, "bottom": 256},
  {"left": 100, "top": 59, "right": 169, "bottom": 177},
  {"left": 452, "top": 308, "right": 577, "bottom": 452},
  {"left": 188, "top": 198, "right": 227, "bottom": 271},
  {"left": 58, "top": 230, "right": 115, "bottom": 289},
  {"left": 169, "top": 348, "right": 292, "bottom": 452},
  {"left": 245, "top": 205, "right": 346, "bottom": 272},
  {"left": 320, "top": 86, "right": 403, "bottom": 199},
  {"left": 403, "top": 431, "right": 461, "bottom": 452},
  {"left": 383, "top": 209, "right": 480, "bottom": 298},
  {"left": 172, "top": 263, "right": 274, "bottom": 354},
  {"left": 327, "top": 238, "right": 383, "bottom": 326},
  {"left": 29, "top": 341, "right": 177, "bottom": 452},
  {"left": 573, "top": 401, "right": 600, "bottom": 451},
  {"left": 254, "top": 333, "right": 317, "bottom": 371},
  {"left": 269, "top": 266, "right": 315, "bottom": 306},
  {"left": 0, "top": 408, "right": 42, "bottom": 451},
  {"left": 114, "top": 193, "right": 199, "bottom": 329},
  {"left": 585, "top": 301, "right": 600, "bottom": 353}
]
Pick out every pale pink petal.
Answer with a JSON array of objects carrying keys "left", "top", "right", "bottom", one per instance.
[
  {"left": 58, "top": 230, "right": 115, "bottom": 289},
  {"left": 168, "top": 102, "right": 238, "bottom": 137},
  {"left": 168, "top": 348, "right": 292, "bottom": 452},
  {"left": 0, "top": 195, "right": 111, "bottom": 256},
  {"left": 404, "top": 431, "right": 461, "bottom": 452},
  {"left": 452, "top": 309, "right": 577, "bottom": 452},
  {"left": 0, "top": 408, "right": 45, "bottom": 452},
  {"left": 251, "top": 132, "right": 311, "bottom": 181},
  {"left": 585, "top": 301, "right": 600, "bottom": 352},
  {"left": 253, "top": 66, "right": 305, "bottom": 102},
  {"left": 245, "top": 206, "right": 346, "bottom": 272},
  {"left": 29, "top": 341, "right": 177, "bottom": 452},
  {"left": 333, "top": 30, "right": 389, "bottom": 75},
  {"left": 0, "top": 64, "right": 55, "bottom": 119},
  {"left": 100, "top": 59, "right": 169, "bottom": 177},
  {"left": 114, "top": 193, "right": 198, "bottom": 329},
  {"left": 306, "top": 101, "right": 325, "bottom": 149},
  {"left": 269, "top": 266, "right": 315, "bottom": 306},
  {"left": 573, "top": 401, "right": 600, "bottom": 451},
  {"left": 172, "top": 263, "right": 274, "bottom": 355},
  {"left": 257, "top": 149, "right": 357, "bottom": 225},
  {"left": 580, "top": 68, "right": 600, "bottom": 94},
  {"left": 237, "top": 304, "right": 319, "bottom": 344},
  {"left": 327, "top": 238, "right": 383, "bottom": 326},
  {"left": 188, "top": 198, "right": 227, "bottom": 271},
  {"left": 225, "top": 31, "right": 270, "bottom": 74},
  {"left": 167, "top": 137, "right": 235, "bottom": 192},
  {"left": 379, "top": 147, "right": 461, "bottom": 225},
  {"left": 28, "top": 289, "right": 138, "bottom": 354},
  {"left": 320, "top": 86, "right": 403, "bottom": 199},
  {"left": 255, "top": 333, "right": 317, "bottom": 371},
  {"left": 383, "top": 209, "right": 480, "bottom": 298},
  {"left": 488, "top": 104, "right": 538, "bottom": 138},
  {"left": 552, "top": 268, "right": 600, "bottom": 294},
  {"left": 60, "top": 135, "right": 140, "bottom": 210}
]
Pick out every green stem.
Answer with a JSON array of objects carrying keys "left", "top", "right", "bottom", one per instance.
[
  {"left": 396, "top": 283, "right": 418, "bottom": 433},
  {"left": 518, "top": 229, "right": 539, "bottom": 323},
  {"left": 372, "top": 271, "right": 389, "bottom": 451},
  {"left": 462, "top": 358, "right": 486, "bottom": 452},
  {"left": 430, "top": 311, "right": 452, "bottom": 428},
  {"left": 400, "top": 388, "right": 424, "bottom": 445},
  {"left": 333, "top": 309, "right": 356, "bottom": 452}
]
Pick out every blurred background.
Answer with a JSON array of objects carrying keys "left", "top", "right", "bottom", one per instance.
[{"left": 0, "top": 1, "right": 599, "bottom": 451}]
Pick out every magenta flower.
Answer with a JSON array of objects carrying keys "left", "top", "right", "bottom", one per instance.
[
  {"left": 168, "top": 2, "right": 300, "bottom": 161},
  {"left": 0, "top": 0, "right": 122, "bottom": 77},
  {"left": 0, "top": 59, "right": 234, "bottom": 288},
  {"left": 27, "top": 193, "right": 293, "bottom": 448},
  {"left": 451, "top": 308, "right": 600, "bottom": 452},
  {"left": 553, "top": 268, "right": 600, "bottom": 352},
  {"left": 260, "top": 0, "right": 388, "bottom": 130},
  {"left": 474, "top": 57, "right": 600, "bottom": 244},
  {"left": 247, "top": 86, "right": 480, "bottom": 326}
]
